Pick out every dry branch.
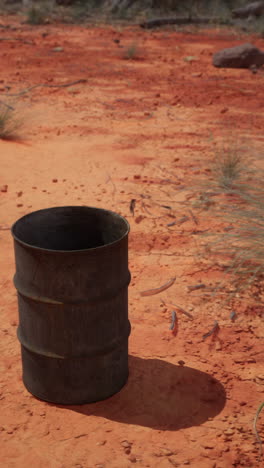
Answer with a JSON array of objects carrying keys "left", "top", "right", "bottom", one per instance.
[
  {"left": 140, "top": 16, "right": 232, "bottom": 29},
  {"left": 140, "top": 277, "right": 176, "bottom": 296}
]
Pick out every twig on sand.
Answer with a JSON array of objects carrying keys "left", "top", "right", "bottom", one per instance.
[
  {"left": 2, "top": 79, "right": 87, "bottom": 97},
  {"left": 0, "top": 37, "right": 34, "bottom": 45},
  {"left": 187, "top": 283, "right": 206, "bottom": 292},
  {"left": 141, "top": 202, "right": 153, "bottom": 216},
  {"left": 189, "top": 209, "right": 199, "bottom": 225},
  {"left": 230, "top": 310, "right": 238, "bottom": 322},
  {"left": 129, "top": 199, "right": 136, "bottom": 216},
  {"left": 0, "top": 100, "right": 14, "bottom": 110},
  {"left": 253, "top": 402, "right": 264, "bottom": 458},
  {"left": 169, "top": 310, "right": 177, "bottom": 331},
  {"left": 178, "top": 215, "right": 189, "bottom": 226},
  {"left": 105, "top": 172, "right": 116, "bottom": 195},
  {"left": 202, "top": 321, "right": 220, "bottom": 340},
  {"left": 140, "top": 277, "right": 176, "bottom": 297},
  {"left": 161, "top": 299, "right": 193, "bottom": 319}
]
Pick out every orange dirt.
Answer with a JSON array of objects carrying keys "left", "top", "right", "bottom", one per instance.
[{"left": 0, "top": 15, "right": 264, "bottom": 468}]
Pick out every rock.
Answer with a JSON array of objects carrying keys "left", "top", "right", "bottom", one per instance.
[
  {"left": 212, "top": 43, "right": 264, "bottom": 69},
  {"left": 232, "top": 1, "right": 264, "bottom": 19},
  {"left": 0, "top": 185, "right": 8, "bottom": 193}
]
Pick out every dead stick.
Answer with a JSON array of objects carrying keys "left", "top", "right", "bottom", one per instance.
[
  {"left": 187, "top": 283, "right": 206, "bottom": 292},
  {"left": 2, "top": 79, "right": 87, "bottom": 97},
  {"left": 0, "top": 100, "right": 14, "bottom": 110},
  {"left": 202, "top": 321, "right": 219, "bottom": 340},
  {"left": 253, "top": 402, "right": 264, "bottom": 458},
  {"left": 189, "top": 209, "right": 199, "bottom": 225},
  {"left": 0, "top": 37, "right": 33, "bottom": 45},
  {"left": 161, "top": 299, "right": 193, "bottom": 319},
  {"left": 140, "top": 277, "right": 176, "bottom": 297},
  {"left": 169, "top": 310, "right": 177, "bottom": 331}
]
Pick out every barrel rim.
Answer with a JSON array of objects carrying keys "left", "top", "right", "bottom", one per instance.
[{"left": 11, "top": 205, "right": 130, "bottom": 253}]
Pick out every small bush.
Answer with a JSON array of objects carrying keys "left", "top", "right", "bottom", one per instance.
[
  {"left": 123, "top": 42, "right": 139, "bottom": 60},
  {"left": 26, "top": 6, "right": 47, "bottom": 25},
  {"left": 195, "top": 141, "right": 264, "bottom": 302},
  {"left": 213, "top": 146, "right": 244, "bottom": 190}
]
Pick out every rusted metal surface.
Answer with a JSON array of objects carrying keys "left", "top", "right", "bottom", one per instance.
[{"left": 12, "top": 206, "right": 131, "bottom": 404}]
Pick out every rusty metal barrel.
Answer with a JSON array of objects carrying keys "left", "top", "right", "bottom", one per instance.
[{"left": 11, "top": 206, "right": 131, "bottom": 404}]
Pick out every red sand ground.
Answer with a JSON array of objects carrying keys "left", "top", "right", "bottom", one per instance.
[{"left": 0, "top": 16, "right": 264, "bottom": 468}]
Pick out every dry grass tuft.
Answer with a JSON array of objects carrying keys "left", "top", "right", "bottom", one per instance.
[{"left": 0, "top": 106, "right": 23, "bottom": 140}]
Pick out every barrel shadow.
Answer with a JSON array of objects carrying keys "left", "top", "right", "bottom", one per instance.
[{"left": 63, "top": 355, "right": 226, "bottom": 430}]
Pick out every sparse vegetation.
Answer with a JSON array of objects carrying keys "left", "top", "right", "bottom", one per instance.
[
  {"left": 26, "top": 6, "right": 47, "bottom": 25},
  {"left": 213, "top": 142, "right": 247, "bottom": 190},
  {"left": 195, "top": 140, "right": 264, "bottom": 304},
  {"left": 123, "top": 42, "right": 140, "bottom": 59},
  {"left": 0, "top": 106, "right": 22, "bottom": 140}
]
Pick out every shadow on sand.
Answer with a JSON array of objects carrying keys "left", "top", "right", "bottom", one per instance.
[{"left": 62, "top": 355, "right": 226, "bottom": 430}]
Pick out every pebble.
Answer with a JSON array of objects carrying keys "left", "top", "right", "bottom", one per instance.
[
  {"left": 202, "top": 443, "right": 214, "bottom": 449},
  {"left": 121, "top": 440, "right": 132, "bottom": 448},
  {"left": 154, "top": 448, "right": 174, "bottom": 457},
  {"left": 0, "top": 185, "right": 8, "bottom": 192},
  {"left": 135, "top": 215, "right": 145, "bottom": 224},
  {"left": 128, "top": 455, "right": 137, "bottom": 463},
  {"left": 96, "top": 440, "right": 106, "bottom": 446},
  {"left": 160, "top": 448, "right": 174, "bottom": 456}
]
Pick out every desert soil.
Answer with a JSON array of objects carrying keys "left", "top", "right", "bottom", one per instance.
[{"left": 0, "top": 15, "right": 264, "bottom": 468}]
